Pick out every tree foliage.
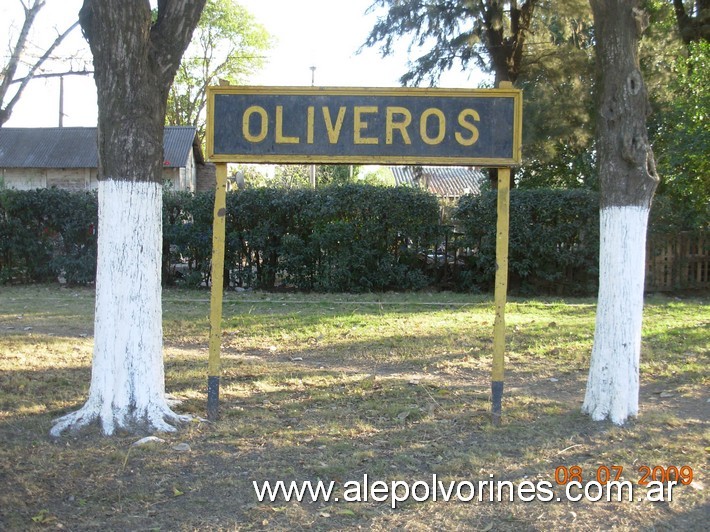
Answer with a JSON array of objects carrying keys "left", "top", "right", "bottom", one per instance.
[
  {"left": 239, "top": 165, "right": 363, "bottom": 189},
  {"left": 639, "top": 1, "right": 708, "bottom": 229},
  {"left": 516, "top": 0, "right": 597, "bottom": 187},
  {"left": 649, "top": 40, "right": 709, "bottom": 229},
  {"left": 517, "top": 143, "right": 597, "bottom": 189},
  {"left": 363, "top": 0, "right": 538, "bottom": 85},
  {"left": 671, "top": 0, "right": 710, "bottom": 45},
  {"left": 364, "top": 0, "right": 539, "bottom": 189},
  {"left": 640, "top": 0, "right": 686, "bottom": 108},
  {"left": 165, "top": 0, "right": 271, "bottom": 141},
  {"left": 363, "top": 1, "right": 602, "bottom": 189}
]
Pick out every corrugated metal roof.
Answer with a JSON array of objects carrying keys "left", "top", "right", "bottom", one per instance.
[
  {"left": 390, "top": 166, "right": 486, "bottom": 198},
  {"left": 0, "top": 127, "right": 97, "bottom": 168},
  {"left": 162, "top": 126, "right": 199, "bottom": 168},
  {"left": 0, "top": 126, "right": 197, "bottom": 169}
]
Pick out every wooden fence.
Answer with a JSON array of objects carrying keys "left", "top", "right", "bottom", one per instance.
[{"left": 646, "top": 231, "right": 709, "bottom": 292}]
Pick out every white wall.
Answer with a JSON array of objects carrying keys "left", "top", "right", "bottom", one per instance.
[
  {"left": 2, "top": 168, "right": 97, "bottom": 190},
  {"left": 2, "top": 164, "right": 196, "bottom": 192}
]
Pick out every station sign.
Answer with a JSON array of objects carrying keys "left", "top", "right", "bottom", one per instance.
[{"left": 206, "top": 86, "right": 522, "bottom": 166}]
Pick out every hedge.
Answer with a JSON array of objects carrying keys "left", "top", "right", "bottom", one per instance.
[
  {"left": 164, "top": 184, "right": 442, "bottom": 292},
  {"left": 0, "top": 188, "right": 97, "bottom": 285},
  {"left": 3, "top": 185, "right": 610, "bottom": 295},
  {"left": 454, "top": 188, "right": 600, "bottom": 295}
]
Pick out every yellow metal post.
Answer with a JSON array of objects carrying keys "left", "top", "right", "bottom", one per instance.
[
  {"left": 492, "top": 166, "right": 510, "bottom": 425},
  {"left": 207, "top": 162, "right": 228, "bottom": 420}
]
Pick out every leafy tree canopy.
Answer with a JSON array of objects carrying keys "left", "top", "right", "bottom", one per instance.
[
  {"left": 670, "top": 0, "right": 710, "bottom": 45},
  {"left": 166, "top": 0, "right": 272, "bottom": 142},
  {"left": 649, "top": 40, "right": 709, "bottom": 229},
  {"left": 516, "top": 0, "right": 597, "bottom": 187},
  {"left": 363, "top": 0, "right": 538, "bottom": 86},
  {"left": 363, "top": 0, "right": 706, "bottom": 200}
]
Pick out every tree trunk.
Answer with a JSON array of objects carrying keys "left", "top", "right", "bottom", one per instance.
[
  {"left": 582, "top": 0, "right": 659, "bottom": 425},
  {"left": 672, "top": 0, "right": 710, "bottom": 45},
  {"left": 51, "top": 0, "right": 205, "bottom": 436},
  {"left": 484, "top": 1, "right": 536, "bottom": 189},
  {"left": 50, "top": 180, "right": 188, "bottom": 435}
]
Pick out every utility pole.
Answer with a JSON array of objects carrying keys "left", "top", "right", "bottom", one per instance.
[
  {"left": 309, "top": 66, "right": 317, "bottom": 189},
  {"left": 10, "top": 70, "right": 93, "bottom": 127},
  {"left": 58, "top": 76, "right": 64, "bottom": 127}
]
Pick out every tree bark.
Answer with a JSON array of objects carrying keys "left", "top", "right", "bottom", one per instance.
[
  {"left": 582, "top": 0, "right": 659, "bottom": 425},
  {"left": 51, "top": 0, "right": 206, "bottom": 436}
]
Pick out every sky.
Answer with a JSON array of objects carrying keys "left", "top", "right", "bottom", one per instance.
[{"left": 2, "top": 0, "right": 485, "bottom": 128}]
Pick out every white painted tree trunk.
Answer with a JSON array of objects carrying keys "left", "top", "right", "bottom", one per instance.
[
  {"left": 51, "top": 179, "right": 189, "bottom": 436},
  {"left": 582, "top": 205, "right": 650, "bottom": 425}
]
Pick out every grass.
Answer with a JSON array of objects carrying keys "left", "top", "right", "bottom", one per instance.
[{"left": 0, "top": 285, "right": 708, "bottom": 531}]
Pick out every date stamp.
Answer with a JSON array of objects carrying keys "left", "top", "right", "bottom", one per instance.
[
  {"left": 554, "top": 465, "right": 694, "bottom": 486},
  {"left": 551, "top": 465, "right": 694, "bottom": 502}
]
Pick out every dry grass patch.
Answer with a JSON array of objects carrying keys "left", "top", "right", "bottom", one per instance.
[{"left": 0, "top": 286, "right": 707, "bottom": 530}]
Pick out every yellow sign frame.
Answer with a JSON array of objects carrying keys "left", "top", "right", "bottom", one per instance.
[{"left": 206, "top": 84, "right": 516, "bottom": 425}]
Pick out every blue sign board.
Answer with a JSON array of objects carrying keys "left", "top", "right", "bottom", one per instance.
[{"left": 207, "top": 87, "right": 522, "bottom": 166}]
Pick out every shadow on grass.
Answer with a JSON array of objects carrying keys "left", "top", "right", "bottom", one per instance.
[
  {"left": 0, "top": 290, "right": 707, "bottom": 530},
  {"left": 1, "top": 354, "right": 706, "bottom": 530}
]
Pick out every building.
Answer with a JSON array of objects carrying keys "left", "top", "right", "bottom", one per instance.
[
  {"left": 389, "top": 165, "right": 486, "bottom": 201},
  {"left": 0, "top": 126, "right": 205, "bottom": 192}
]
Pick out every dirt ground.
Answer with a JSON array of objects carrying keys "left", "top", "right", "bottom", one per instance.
[{"left": 0, "top": 287, "right": 707, "bottom": 530}]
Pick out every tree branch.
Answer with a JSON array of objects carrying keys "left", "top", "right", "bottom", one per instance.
[
  {"left": 8, "top": 69, "right": 94, "bottom": 84},
  {"left": 1, "top": 3, "right": 79, "bottom": 126},
  {"left": 150, "top": 0, "right": 208, "bottom": 87}
]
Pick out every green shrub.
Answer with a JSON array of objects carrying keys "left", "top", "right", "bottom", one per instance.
[
  {"left": 223, "top": 184, "right": 440, "bottom": 291},
  {"left": 3, "top": 185, "right": 606, "bottom": 295},
  {"left": 455, "top": 189, "right": 600, "bottom": 295},
  {"left": 0, "top": 189, "right": 97, "bottom": 284},
  {"left": 323, "top": 185, "right": 440, "bottom": 291},
  {"left": 163, "top": 190, "right": 214, "bottom": 287}
]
